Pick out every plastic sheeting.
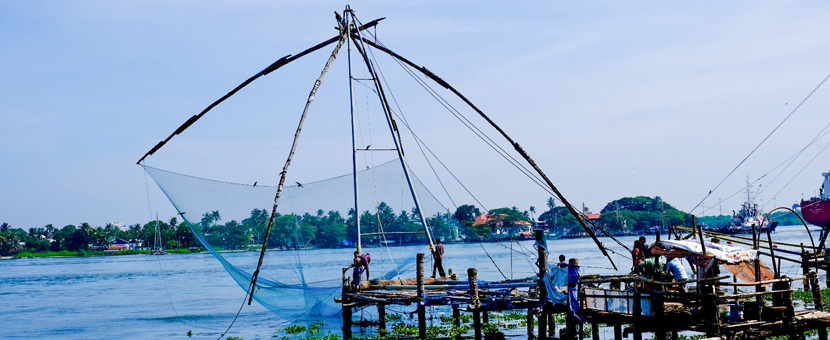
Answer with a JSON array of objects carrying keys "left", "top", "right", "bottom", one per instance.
[{"left": 659, "top": 239, "right": 758, "bottom": 264}]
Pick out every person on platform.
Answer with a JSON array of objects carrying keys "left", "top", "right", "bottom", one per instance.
[
  {"left": 432, "top": 238, "right": 446, "bottom": 278},
  {"left": 631, "top": 240, "right": 646, "bottom": 273},
  {"left": 558, "top": 254, "right": 568, "bottom": 268},
  {"left": 347, "top": 251, "right": 370, "bottom": 291},
  {"left": 666, "top": 256, "right": 689, "bottom": 292},
  {"left": 637, "top": 256, "right": 666, "bottom": 280},
  {"left": 639, "top": 236, "right": 650, "bottom": 258}
]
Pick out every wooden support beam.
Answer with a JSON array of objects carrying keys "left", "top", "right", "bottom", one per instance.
[
  {"left": 632, "top": 292, "right": 642, "bottom": 340},
  {"left": 468, "top": 268, "right": 482, "bottom": 340},
  {"left": 527, "top": 308, "right": 535, "bottom": 340},
  {"left": 378, "top": 304, "right": 386, "bottom": 331},
  {"left": 548, "top": 312, "right": 556, "bottom": 339},
  {"left": 417, "top": 253, "right": 426, "bottom": 340},
  {"left": 537, "top": 230, "right": 547, "bottom": 339},
  {"left": 342, "top": 303, "right": 352, "bottom": 340},
  {"left": 591, "top": 322, "right": 599, "bottom": 340}
]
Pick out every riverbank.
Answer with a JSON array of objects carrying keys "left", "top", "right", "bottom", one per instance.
[{"left": 12, "top": 248, "right": 199, "bottom": 258}]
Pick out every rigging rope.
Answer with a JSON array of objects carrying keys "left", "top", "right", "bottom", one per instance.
[
  {"left": 684, "top": 71, "right": 830, "bottom": 217},
  {"left": 355, "top": 25, "right": 558, "bottom": 201},
  {"left": 358, "top": 38, "right": 528, "bottom": 278}
]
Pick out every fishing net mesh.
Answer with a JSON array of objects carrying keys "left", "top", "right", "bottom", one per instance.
[{"left": 143, "top": 159, "right": 462, "bottom": 320}]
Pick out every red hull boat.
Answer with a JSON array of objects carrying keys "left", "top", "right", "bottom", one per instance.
[{"left": 800, "top": 172, "right": 830, "bottom": 227}]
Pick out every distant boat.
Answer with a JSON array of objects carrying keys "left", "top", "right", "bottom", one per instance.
[
  {"left": 800, "top": 171, "right": 830, "bottom": 227},
  {"left": 705, "top": 178, "right": 774, "bottom": 235}
]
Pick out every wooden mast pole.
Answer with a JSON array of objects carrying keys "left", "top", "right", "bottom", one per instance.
[
  {"left": 349, "top": 31, "right": 435, "bottom": 252},
  {"left": 345, "top": 8, "right": 362, "bottom": 254},
  {"left": 248, "top": 20, "right": 348, "bottom": 305}
]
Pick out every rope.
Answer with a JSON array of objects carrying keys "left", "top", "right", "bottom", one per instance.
[
  {"left": 215, "top": 280, "right": 255, "bottom": 340},
  {"left": 756, "top": 123, "right": 830, "bottom": 205},
  {"left": 359, "top": 36, "right": 525, "bottom": 279},
  {"left": 685, "top": 71, "right": 830, "bottom": 216},
  {"left": 356, "top": 26, "right": 557, "bottom": 200},
  {"left": 480, "top": 243, "right": 509, "bottom": 280},
  {"left": 367, "top": 46, "right": 460, "bottom": 211},
  {"left": 766, "top": 137, "right": 830, "bottom": 209}
]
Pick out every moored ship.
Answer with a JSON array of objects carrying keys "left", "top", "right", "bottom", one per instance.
[{"left": 800, "top": 171, "right": 830, "bottom": 227}]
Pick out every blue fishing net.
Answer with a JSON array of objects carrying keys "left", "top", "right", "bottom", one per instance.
[{"left": 143, "top": 159, "right": 459, "bottom": 321}]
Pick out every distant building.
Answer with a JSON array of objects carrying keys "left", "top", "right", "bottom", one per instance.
[
  {"left": 106, "top": 239, "right": 132, "bottom": 251},
  {"left": 584, "top": 213, "right": 601, "bottom": 221},
  {"left": 111, "top": 222, "right": 128, "bottom": 232},
  {"left": 473, "top": 213, "right": 533, "bottom": 234}
]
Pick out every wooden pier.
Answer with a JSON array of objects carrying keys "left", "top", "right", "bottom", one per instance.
[{"left": 337, "top": 229, "right": 830, "bottom": 339}]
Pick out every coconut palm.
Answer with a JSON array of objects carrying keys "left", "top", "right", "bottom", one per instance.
[
  {"left": 210, "top": 211, "right": 222, "bottom": 225},
  {"left": 529, "top": 206, "right": 536, "bottom": 224}
]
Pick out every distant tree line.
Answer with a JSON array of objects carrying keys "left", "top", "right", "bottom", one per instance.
[
  {"left": 0, "top": 218, "right": 194, "bottom": 257},
  {"left": 1, "top": 196, "right": 806, "bottom": 257}
]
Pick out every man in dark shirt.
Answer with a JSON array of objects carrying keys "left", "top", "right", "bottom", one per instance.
[
  {"left": 347, "top": 251, "right": 369, "bottom": 291},
  {"left": 432, "top": 239, "right": 446, "bottom": 278}
]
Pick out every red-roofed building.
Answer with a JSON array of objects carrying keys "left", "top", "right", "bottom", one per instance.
[
  {"left": 473, "top": 213, "right": 533, "bottom": 236},
  {"left": 584, "top": 213, "right": 601, "bottom": 221}
]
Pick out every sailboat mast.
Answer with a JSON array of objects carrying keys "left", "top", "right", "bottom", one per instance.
[
  {"left": 350, "top": 31, "right": 435, "bottom": 251},
  {"left": 346, "top": 8, "right": 362, "bottom": 254}
]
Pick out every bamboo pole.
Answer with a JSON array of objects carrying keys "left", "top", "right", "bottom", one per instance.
[
  {"left": 250, "top": 28, "right": 348, "bottom": 305},
  {"left": 536, "top": 230, "right": 547, "bottom": 339},
  {"left": 469, "top": 268, "right": 482, "bottom": 340},
  {"left": 417, "top": 253, "right": 426, "bottom": 340}
]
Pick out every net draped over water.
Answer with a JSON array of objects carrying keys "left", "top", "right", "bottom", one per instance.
[{"left": 143, "top": 159, "right": 460, "bottom": 321}]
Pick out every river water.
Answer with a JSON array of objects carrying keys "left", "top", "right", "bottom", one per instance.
[{"left": 1, "top": 225, "right": 823, "bottom": 339}]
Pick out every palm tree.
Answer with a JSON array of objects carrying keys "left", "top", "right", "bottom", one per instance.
[
  {"left": 45, "top": 224, "right": 55, "bottom": 238},
  {"left": 210, "top": 211, "right": 222, "bottom": 226},
  {"left": 546, "top": 197, "right": 556, "bottom": 211},
  {"left": 529, "top": 206, "right": 536, "bottom": 224},
  {"left": 0, "top": 222, "right": 10, "bottom": 232}
]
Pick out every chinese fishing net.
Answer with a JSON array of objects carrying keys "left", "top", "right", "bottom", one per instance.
[{"left": 142, "top": 159, "right": 461, "bottom": 321}]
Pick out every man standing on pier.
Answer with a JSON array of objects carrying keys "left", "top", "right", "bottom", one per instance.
[
  {"left": 348, "top": 251, "right": 370, "bottom": 291},
  {"left": 432, "top": 238, "right": 446, "bottom": 278}
]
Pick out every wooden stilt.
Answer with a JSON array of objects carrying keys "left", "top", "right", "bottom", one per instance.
[
  {"left": 591, "top": 322, "right": 599, "bottom": 340},
  {"left": 536, "top": 230, "right": 548, "bottom": 340},
  {"left": 453, "top": 305, "right": 461, "bottom": 327},
  {"left": 468, "top": 268, "right": 482, "bottom": 340},
  {"left": 417, "top": 253, "right": 426, "bottom": 340},
  {"left": 342, "top": 304, "right": 352, "bottom": 340},
  {"left": 378, "top": 304, "right": 386, "bottom": 331},
  {"left": 633, "top": 292, "right": 642, "bottom": 340},
  {"left": 812, "top": 271, "right": 828, "bottom": 340},
  {"left": 342, "top": 266, "right": 352, "bottom": 340},
  {"left": 527, "top": 308, "right": 536, "bottom": 340},
  {"left": 548, "top": 312, "right": 556, "bottom": 339},
  {"left": 825, "top": 252, "right": 830, "bottom": 290},
  {"left": 473, "top": 310, "right": 482, "bottom": 340},
  {"left": 614, "top": 325, "right": 622, "bottom": 340},
  {"left": 816, "top": 270, "right": 829, "bottom": 340}
]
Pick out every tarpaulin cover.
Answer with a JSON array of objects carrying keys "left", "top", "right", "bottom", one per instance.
[{"left": 659, "top": 239, "right": 758, "bottom": 264}]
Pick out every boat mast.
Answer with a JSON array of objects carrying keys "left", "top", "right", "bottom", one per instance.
[
  {"left": 346, "top": 7, "right": 362, "bottom": 254},
  {"left": 349, "top": 19, "right": 435, "bottom": 251}
]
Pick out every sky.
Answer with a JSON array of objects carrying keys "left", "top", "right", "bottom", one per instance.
[{"left": 2, "top": 1, "right": 830, "bottom": 230}]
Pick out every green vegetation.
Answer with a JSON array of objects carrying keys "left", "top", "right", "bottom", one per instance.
[
  {"left": 596, "top": 196, "right": 693, "bottom": 233},
  {"left": 274, "top": 321, "right": 340, "bottom": 340},
  {"left": 0, "top": 219, "right": 199, "bottom": 258},
  {"left": 4, "top": 194, "right": 803, "bottom": 258}
]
